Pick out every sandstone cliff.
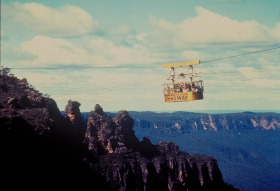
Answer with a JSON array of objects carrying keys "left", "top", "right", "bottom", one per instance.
[{"left": 129, "top": 111, "right": 280, "bottom": 132}]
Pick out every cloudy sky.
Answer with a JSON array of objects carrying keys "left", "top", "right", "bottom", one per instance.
[{"left": 1, "top": 0, "right": 280, "bottom": 112}]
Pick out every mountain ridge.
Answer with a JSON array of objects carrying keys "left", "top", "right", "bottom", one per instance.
[{"left": 80, "top": 110, "right": 280, "bottom": 132}]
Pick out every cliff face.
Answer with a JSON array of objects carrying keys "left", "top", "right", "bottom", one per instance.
[
  {"left": 0, "top": 72, "right": 240, "bottom": 190},
  {"left": 0, "top": 74, "right": 62, "bottom": 134},
  {"left": 0, "top": 72, "right": 96, "bottom": 188},
  {"left": 129, "top": 111, "right": 280, "bottom": 132}
]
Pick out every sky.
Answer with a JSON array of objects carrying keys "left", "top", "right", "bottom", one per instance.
[{"left": 1, "top": 0, "right": 280, "bottom": 112}]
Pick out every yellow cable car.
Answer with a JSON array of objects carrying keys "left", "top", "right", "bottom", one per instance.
[{"left": 162, "top": 60, "right": 204, "bottom": 102}]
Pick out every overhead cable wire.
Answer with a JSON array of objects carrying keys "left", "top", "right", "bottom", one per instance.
[
  {"left": 9, "top": 66, "right": 156, "bottom": 70},
  {"left": 6, "top": 46, "right": 280, "bottom": 70},
  {"left": 201, "top": 46, "right": 280, "bottom": 63}
]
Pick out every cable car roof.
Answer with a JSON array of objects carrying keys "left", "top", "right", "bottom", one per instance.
[{"left": 162, "top": 59, "right": 200, "bottom": 68}]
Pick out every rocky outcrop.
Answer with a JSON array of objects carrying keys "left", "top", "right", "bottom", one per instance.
[
  {"left": 0, "top": 74, "right": 63, "bottom": 134},
  {"left": 63, "top": 99, "right": 87, "bottom": 142},
  {"left": 85, "top": 104, "right": 141, "bottom": 156},
  {"left": 0, "top": 71, "right": 240, "bottom": 190},
  {"left": 83, "top": 105, "right": 240, "bottom": 191},
  {"left": 0, "top": 72, "right": 100, "bottom": 188}
]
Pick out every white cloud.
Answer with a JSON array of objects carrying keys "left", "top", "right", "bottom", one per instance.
[
  {"left": 3, "top": 3, "right": 279, "bottom": 112},
  {"left": 20, "top": 35, "right": 89, "bottom": 66},
  {"left": 2, "top": 2, "right": 96, "bottom": 36},
  {"left": 149, "top": 7, "right": 280, "bottom": 48},
  {"left": 180, "top": 51, "right": 201, "bottom": 61},
  {"left": 111, "top": 25, "right": 130, "bottom": 35},
  {"left": 87, "top": 38, "right": 163, "bottom": 66},
  {"left": 136, "top": 33, "right": 148, "bottom": 42},
  {"left": 14, "top": 67, "right": 164, "bottom": 111},
  {"left": 237, "top": 67, "right": 262, "bottom": 79},
  {"left": 0, "top": 30, "right": 4, "bottom": 38},
  {"left": 17, "top": 35, "right": 165, "bottom": 68},
  {"left": 249, "top": 79, "right": 280, "bottom": 89}
]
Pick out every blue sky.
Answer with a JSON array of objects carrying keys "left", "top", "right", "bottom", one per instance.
[{"left": 1, "top": 0, "right": 280, "bottom": 112}]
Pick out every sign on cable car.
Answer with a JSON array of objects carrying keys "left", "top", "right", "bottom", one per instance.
[{"left": 162, "top": 59, "right": 204, "bottom": 102}]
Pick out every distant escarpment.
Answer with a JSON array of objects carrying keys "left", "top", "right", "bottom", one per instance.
[
  {"left": 0, "top": 71, "right": 240, "bottom": 190},
  {"left": 128, "top": 111, "right": 280, "bottom": 133}
]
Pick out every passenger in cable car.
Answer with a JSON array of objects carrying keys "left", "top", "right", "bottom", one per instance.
[
  {"left": 191, "top": 84, "right": 196, "bottom": 92},
  {"left": 170, "top": 88, "right": 176, "bottom": 94},
  {"left": 184, "top": 83, "right": 191, "bottom": 92},
  {"left": 179, "top": 84, "right": 183, "bottom": 92}
]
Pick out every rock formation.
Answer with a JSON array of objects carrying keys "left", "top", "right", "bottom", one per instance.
[
  {"left": 83, "top": 104, "right": 239, "bottom": 191},
  {"left": 0, "top": 70, "right": 240, "bottom": 190}
]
